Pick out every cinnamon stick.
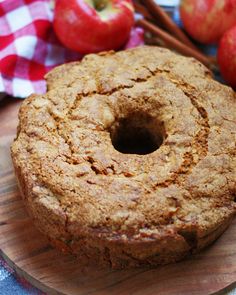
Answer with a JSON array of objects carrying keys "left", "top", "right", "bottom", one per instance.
[
  {"left": 137, "top": 18, "right": 213, "bottom": 68},
  {"left": 143, "top": 0, "right": 198, "bottom": 50},
  {"left": 134, "top": 2, "right": 154, "bottom": 21}
]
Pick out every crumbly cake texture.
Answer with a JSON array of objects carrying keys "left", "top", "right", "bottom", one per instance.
[{"left": 11, "top": 46, "right": 236, "bottom": 268}]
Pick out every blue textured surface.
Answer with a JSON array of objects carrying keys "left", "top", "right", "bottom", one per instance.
[
  {"left": 0, "top": 258, "right": 43, "bottom": 294},
  {"left": 0, "top": 276, "right": 35, "bottom": 295}
]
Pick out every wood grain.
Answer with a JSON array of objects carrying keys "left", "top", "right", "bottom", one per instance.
[{"left": 0, "top": 99, "right": 236, "bottom": 295}]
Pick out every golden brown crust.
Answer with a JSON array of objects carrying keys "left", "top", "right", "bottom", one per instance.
[{"left": 11, "top": 46, "right": 236, "bottom": 268}]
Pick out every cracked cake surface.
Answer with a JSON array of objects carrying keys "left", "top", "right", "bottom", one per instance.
[{"left": 11, "top": 46, "right": 236, "bottom": 268}]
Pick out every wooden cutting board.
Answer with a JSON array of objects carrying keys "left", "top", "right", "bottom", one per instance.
[{"left": 0, "top": 99, "right": 236, "bottom": 295}]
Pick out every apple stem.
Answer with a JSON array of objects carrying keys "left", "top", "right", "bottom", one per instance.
[{"left": 93, "top": 0, "right": 108, "bottom": 11}]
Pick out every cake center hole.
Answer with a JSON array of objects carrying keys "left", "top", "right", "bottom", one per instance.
[{"left": 110, "top": 113, "right": 165, "bottom": 155}]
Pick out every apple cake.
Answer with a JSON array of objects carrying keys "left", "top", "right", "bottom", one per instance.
[{"left": 11, "top": 46, "right": 236, "bottom": 268}]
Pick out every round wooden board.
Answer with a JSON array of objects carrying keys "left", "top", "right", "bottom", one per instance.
[{"left": 0, "top": 100, "right": 236, "bottom": 295}]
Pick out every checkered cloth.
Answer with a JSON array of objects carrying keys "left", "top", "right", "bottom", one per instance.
[{"left": 0, "top": 0, "right": 144, "bottom": 98}]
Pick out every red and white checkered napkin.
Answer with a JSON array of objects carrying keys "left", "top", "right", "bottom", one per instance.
[{"left": 0, "top": 0, "right": 144, "bottom": 98}]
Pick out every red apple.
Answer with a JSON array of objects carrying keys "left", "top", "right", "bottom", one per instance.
[
  {"left": 218, "top": 25, "right": 236, "bottom": 88},
  {"left": 180, "top": 0, "right": 236, "bottom": 44},
  {"left": 53, "top": 0, "right": 134, "bottom": 54}
]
